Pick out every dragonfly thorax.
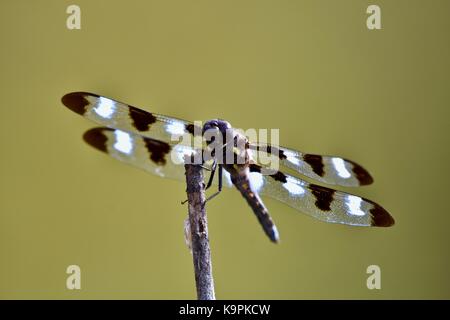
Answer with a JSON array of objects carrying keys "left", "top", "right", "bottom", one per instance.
[{"left": 202, "top": 119, "right": 249, "bottom": 165}]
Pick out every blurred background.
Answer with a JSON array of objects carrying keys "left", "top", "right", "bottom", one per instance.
[{"left": 0, "top": 0, "right": 449, "bottom": 299}]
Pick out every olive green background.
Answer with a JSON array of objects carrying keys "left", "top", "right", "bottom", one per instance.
[{"left": 1, "top": 0, "right": 449, "bottom": 299}]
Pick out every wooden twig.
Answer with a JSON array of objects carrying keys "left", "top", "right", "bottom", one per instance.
[{"left": 184, "top": 159, "right": 216, "bottom": 300}]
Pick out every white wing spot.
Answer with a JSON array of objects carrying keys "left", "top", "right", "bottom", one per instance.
[
  {"left": 346, "top": 195, "right": 366, "bottom": 216},
  {"left": 282, "top": 177, "right": 306, "bottom": 195},
  {"left": 94, "top": 97, "right": 116, "bottom": 119},
  {"left": 248, "top": 172, "right": 264, "bottom": 192},
  {"left": 171, "top": 145, "right": 196, "bottom": 164},
  {"left": 332, "top": 157, "right": 351, "bottom": 178},
  {"left": 166, "top": 121, "right": 186, "bottom": 136},
  {"left": 113, "top": 130, "right": 133, "bottom": 154},
  {"left": 283, "top": 150, "right": 301, "bottom": 166}
]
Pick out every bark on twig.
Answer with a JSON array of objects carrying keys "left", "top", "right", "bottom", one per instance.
[{"left": 184, "top": 160, "right": 216, "bottom": 300}]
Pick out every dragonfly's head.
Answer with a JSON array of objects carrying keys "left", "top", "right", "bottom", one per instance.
[{"left": 202, "top": 119, "right": 232, "bottom": 144}]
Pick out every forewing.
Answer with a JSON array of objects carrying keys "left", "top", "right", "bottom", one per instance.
[
  {"left": 249, "top": 143, "right": 373, "bottom": 187},
  {"left": 62, "top": 92, "right": 200, "bottom": 143}
]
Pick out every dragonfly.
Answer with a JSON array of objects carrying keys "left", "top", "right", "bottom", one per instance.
[{"left": 61, "top": 92, "right": 394, "bottom": 243}]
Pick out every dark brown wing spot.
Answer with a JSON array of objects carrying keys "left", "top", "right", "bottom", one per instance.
[
  {"left": 278, "top": 149, "right": 287, "bottom": 160},
  {"left": 128, "top": 105, "right": 157, "bottom": 131},
  {"left": 185, "top": 124, "right": 195, "bottom": 135},
  {"left": 254, "top": 145, "right": 287, "bottom": 160},
  {"left": 143, "top": 138, "right": 171, "bottom": 165},
  {"left": 83, "top": 127, "right": 112, "bottom": 153},
  {"left": 249, "top": 164, "right": 287, "bottom": 183},
  {"left": 308, "top": 184, "right": 335, "bottom": 211},
  {"left": 265, "top": 145, "right": 287, "bottom": 160},
  {"left": 348, "top": 160, "right": 374, "bottom": 185},
  {"left": 270, "top": 171, "right": 287, "bottom": 183},
  {"left": 249, "top": 163, "right": 262, "bottom": 173},
  {"left": 62, "top": 92, "right": 98, "bottom": 115},
  {"left": 369, "top": 204, "right": 395, "bottom": 227},
  {"left": 303, "top": 154, "right": 325, "bottom": 177},
  {"left": 266, "top": 145, "right": 287, "bottom": 160},
  {"left": 185, "top": 123, "right": 202, "bottom": 136}
]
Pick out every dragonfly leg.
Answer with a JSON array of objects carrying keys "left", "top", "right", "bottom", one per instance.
[
  {"left": 206, "top": 165, "right": 223, "bottom": 202},
  {"left": 182, "top": 161, "right": 217, "bottom": 205},
  {"left": 205, "top": 160, "right": 217, "bottom": 191}
]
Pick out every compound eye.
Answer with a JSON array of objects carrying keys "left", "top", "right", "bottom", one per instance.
[{"left": 204, "top": 121, "right": 218, "bottom": 132}]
